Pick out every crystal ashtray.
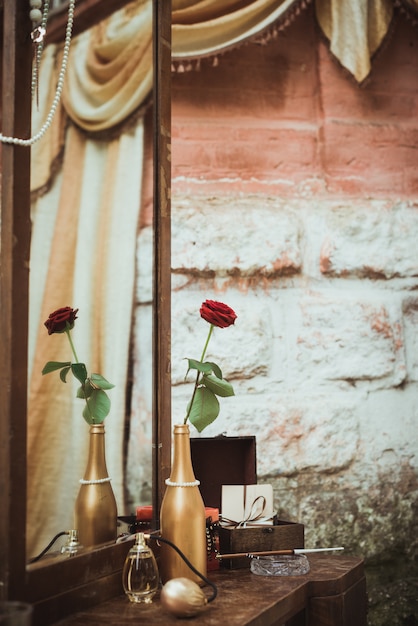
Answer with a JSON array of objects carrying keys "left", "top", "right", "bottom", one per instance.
[{"left": 250, "top": 553, "right": 310, "bottom": 577}]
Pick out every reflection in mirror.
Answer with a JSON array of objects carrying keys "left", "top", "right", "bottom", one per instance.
[{"left": 28, "top": 0, "right": 154, "bottom": 560}]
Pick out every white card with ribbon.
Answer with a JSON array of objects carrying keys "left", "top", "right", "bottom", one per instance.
[{"left": 221, "top": 484, "right": 274, "bottom": 527}]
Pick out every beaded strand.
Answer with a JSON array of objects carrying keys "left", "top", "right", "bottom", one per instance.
[
  {"left": 31, "top": 0, "right": 50, "bottom": 102},
  {"left": 0, "top": 0, "right": 75, "bottom": 147},
  {"left": 29, "top": 0, "right": 43, "bottom": 26},
  {"left": 165, "top": 479, "right": 201, "bottom": 488},
  {"left": 79, "top": 477, "right": 112, "bottom": 485}
]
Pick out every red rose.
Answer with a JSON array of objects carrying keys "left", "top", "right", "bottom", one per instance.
[
  {"left": 200, "top": 300, "right": 237, "bottom": 329},
  {"left": 44, "top": 307, "right": 79, "bottom": 335}
]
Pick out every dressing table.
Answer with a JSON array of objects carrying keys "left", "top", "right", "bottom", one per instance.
[{"left": 48, "top": 554, "right": 367, "bottom": 626}]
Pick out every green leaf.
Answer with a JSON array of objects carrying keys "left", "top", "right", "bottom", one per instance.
[
  {"left": 90, "top": 373, "right": 115, "bottom": 390},
  {"left": 206, "top": 361, "right": 223, "bottom": 380},
  {"left": 71, "top": 363, "right": 88, "bottom": 385},
  {"left": 76, "top": 380, "right": 94, "bottom": 399},
  {"left": 42, "top": 361, "right": 71, "bottom": 375},
  {"left": 186, "top": 359, "right": 214, "bottom": 376},
  {"left": 59, "top": 366, "right": 72, "bottom": 383},
  {"left": 202, "top": 373, "right": 235, "bottom": 398},
  {"left": 188, "top": 387, "right": 220, "bottom": 433},
  {"left": 185, "top": 359, "right": 223, "bottom": 382},
  {"left": 82, "top": 389, "right": 111, "bottom": 425}
]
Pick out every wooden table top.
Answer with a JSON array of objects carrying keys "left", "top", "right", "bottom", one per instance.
[{"left": 52, "top": 554, "right": 365, "bottom": 626}]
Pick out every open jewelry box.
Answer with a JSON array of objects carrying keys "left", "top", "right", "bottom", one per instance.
[{"left": 190, "top": 435, "right": 304, "bottom": 569}]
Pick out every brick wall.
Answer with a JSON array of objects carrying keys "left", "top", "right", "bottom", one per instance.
[
  {"left": 131, "top": 6, "right": 418, "bottom": 625},
  {"left": 171, "top": 6, "right": 418, "bottom": 198}
]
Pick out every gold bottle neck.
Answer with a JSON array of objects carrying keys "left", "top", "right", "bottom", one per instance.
[
  {"left": 170, "top": 424, "right": 196, "bottom": 483},
  {"left": 89, "top": 423, "right": 106, "bottom": 435},
  {"left": 82, "top": 423, "right": 109, "bottom": 481}
]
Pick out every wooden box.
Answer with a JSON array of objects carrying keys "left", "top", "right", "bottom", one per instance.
[
  {"left": 218, "top": 520, "right": 305, "bottom": 569},
  {"left": 190, "top": 435, "right": 257, "bottom": 509},
  {"left": 190, "top": 436, "right": 304, "bottom": 569}
]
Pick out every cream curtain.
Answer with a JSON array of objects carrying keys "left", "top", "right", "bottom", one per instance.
[
  {"left": 28, "top": 0, "right": 152, "bottom": 558},
  {"left": 172, "top": 0, "right": 307, "bottom": 61},
  {"left": 315, "top": 0, "right": 393, "bottom": 83},
  {"left": 62, "top": 1, "right": 152, "bottom": 132},
  {"left": 171, "top": 0, "right": 416, "bottom": 83}
]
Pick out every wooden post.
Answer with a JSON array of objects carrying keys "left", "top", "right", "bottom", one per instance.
[
  {"left": 152, "top": 0, "right": 172, "bottom": 529},
  {"left": 0, "top": 0, "right": 32, "bottom": 599}
]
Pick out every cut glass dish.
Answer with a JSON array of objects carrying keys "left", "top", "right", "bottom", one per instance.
[{"left": 250, "top": 553, "right": 310, "bottom": 576}]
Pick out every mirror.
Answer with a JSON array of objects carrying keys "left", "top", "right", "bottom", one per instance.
[
  {"left": 27, "top": 0, "right": 155, "bottom": 561},
  {"left": 0, "top": 0, "right": 171, "bottom": 620}
]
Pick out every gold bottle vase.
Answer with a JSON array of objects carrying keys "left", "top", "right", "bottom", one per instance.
[
  {"left": 159, "top": 424, "right": 207, "bottom": 585},
  {"left": 74, "top": 423, "right": 118, "bottom": 548}
]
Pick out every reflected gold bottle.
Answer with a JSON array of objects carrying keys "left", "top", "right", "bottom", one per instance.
[
  {"left": 74, "top": 423, "right": 118, "bottom": 547},
  {"left": 159, "top": 424, "right": 207, "bottom": 584}
]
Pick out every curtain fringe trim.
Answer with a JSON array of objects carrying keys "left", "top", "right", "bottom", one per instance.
[
  {"left": 171, "top": 0, "right": 313, "bottom": 73},
  {"left": 393, "top": 0, "right": 418, "bottom": 25}
]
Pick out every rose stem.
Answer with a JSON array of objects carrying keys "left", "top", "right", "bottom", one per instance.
[
  {"left": 65, "top": 328, "right": 79, "bottom": 363},
  {"left": 65, "top": 327, "right": 95, "bottom": 421},
  {"left": 184, "top": 324, "right": 214, "bottom": 423}
]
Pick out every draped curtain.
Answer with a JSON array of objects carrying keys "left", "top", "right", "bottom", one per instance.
[
  {"left": 28, "top": 0, "right": 417, "bottom": 556},
  {"left": 171, "top": 0, "right": 418, "bottom": 82}
]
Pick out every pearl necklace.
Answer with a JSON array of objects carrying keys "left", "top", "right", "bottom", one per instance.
[{"left": 0, "top": 0, "right": 75, "bottom": 147}]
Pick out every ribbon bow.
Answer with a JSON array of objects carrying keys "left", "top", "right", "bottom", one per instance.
[{"left": 221, "top": 495, "right": 273, "bottom": 528}]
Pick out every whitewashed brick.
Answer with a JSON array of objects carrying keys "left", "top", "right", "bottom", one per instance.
[
  {"left": 126, "top": 303, "right": 153, "bottom": 508},
  {"left": 136, "top": 225, "right": 153, "bottom": 304},
  {"left": 359, "top": 387, "right": 418, "bottom": 470},
  {"left": 172, "top": 195, "right": 301, "bottom": 277},
  {"left": 402, "top": 296, "right": 418, "bottom": 381},
  {"left": 293, "top": 291, "right": 406, "bottom": 386},
  {"left": 183, "top": 391, "right": 359, "bottom": 476},
  {"left": 320, "top": 201, "right": 418, "bottom": 279}
]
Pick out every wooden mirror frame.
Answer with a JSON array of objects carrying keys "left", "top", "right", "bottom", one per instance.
[{"left": 0, "top": 1, "right": 171, "bottom": 622}]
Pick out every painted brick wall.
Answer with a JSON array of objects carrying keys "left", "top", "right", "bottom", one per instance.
[{"left": 172, "top": 7, "right": 418, "bottom": 198}]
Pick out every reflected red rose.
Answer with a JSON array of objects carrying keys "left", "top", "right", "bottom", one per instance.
[
  {"left": 44, "top": 307, "right": 78, "bottom": 335},
  {"left": 200, "top": 300, "right": 237, "bottom": 329}
]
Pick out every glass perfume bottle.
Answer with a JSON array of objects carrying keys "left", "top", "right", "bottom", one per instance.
[
  {"left": 60, "top": 529, "right": 82, "bottom": 556},
  {"left": 122, "top": 533, "right": 159, "bottom": 603}
]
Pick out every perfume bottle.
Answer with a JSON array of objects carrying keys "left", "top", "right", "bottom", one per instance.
[
  {"left": 60, "top": 530, "right": 82, "bottom": 556},
  {"left": 122, "top": 533, "right": 159, "bottom": 603}
]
